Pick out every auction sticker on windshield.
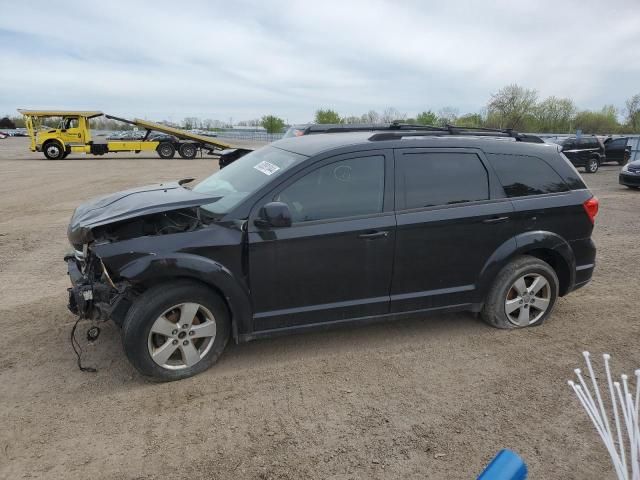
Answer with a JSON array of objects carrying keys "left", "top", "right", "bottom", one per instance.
[{"left": 254, "top": 160, "right": 280, "bottom": 176}]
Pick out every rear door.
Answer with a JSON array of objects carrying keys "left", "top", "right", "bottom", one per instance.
[
  {"left": 248, "top": 150, "right": 396, "bottom": 331},
  {"left": 390, "top": 148, "right": 515, "bottom": 312}
]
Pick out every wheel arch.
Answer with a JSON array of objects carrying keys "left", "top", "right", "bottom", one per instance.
[
  {"left": 117, "top": 253, "right": 252, "bottom": 342},
  {"left": 477, "top": 231, "right": 576, "bottom": 299},
  {"left": 42, "top": 138, "right": 65, "bottom": 155}
]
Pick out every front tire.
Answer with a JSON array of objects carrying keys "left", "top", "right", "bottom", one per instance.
[
  {"left": 43, "top": 141, "right": 65, "bottom": 160},
  {"left": 584, "top": 157, "right": 599, "bottom": 174},
  {"left": 481, "top": 255, "right": 559, "bottom": 329},
  {"left": 122, "top": 281, "right": 230, "bottom": 381}
]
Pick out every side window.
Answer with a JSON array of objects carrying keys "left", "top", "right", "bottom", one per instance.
[
  {"left": 276, "top": 156, "right": 385, "bottom": 223},
  {"left": 396, "top": 152, "right": 489, "bottom": 209},
  {"left": 488, "top": 154, "right": 569, "bottom": 198}
]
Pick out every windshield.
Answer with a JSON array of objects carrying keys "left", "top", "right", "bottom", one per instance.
[{"left": 193, "top": 146, "right": 307, "bottom": 215}]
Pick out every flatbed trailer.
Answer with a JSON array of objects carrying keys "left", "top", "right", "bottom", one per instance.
[
  {"left": 18, "top": 109, "right": 246, "bottom": 161},
  {"left": 104, "top": 115, "right": 234, "bottom": 159}
]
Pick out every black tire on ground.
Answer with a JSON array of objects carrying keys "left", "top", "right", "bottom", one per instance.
[
  {"left": 156, "top": 142, "right": 176, "bottom": 159},
  {"left": 178, "top": 143, "right": 198, "bottom": 159},
  {"left": 584, "top": 157, "right": 599, "bottom": 174},
  {"left": 626, "top": 185, "right": 639, "bottom": 189},
  {"left": 480, "top": 255, "right": 559, "bottom": 329},
  {"left": 43, "top": 141, "right": 65, "bottom": 160},
  {"left": 122, "top": 280, "right": 230, "bottom": 381}
]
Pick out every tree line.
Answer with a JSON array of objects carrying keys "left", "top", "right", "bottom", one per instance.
[
  {"left": 306, "top": 86, "right": 640, "bottom": 134},
  {"left": 4, "top": 85, "right": 639, "bottom": 135}
]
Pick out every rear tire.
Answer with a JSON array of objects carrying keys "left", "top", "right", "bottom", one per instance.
[
  {"left": 178, "top": 143, "right": 198, "bottom": 159},
  {"left": 156, "top": 142, "right": 176, "bottom": 159},
  {"left": 43, "top": 141, "right": 64, "bottom": 160},
  {"left": 122, "top": 281, "right": 230, "bottom": 381},
  {"left": 481, "top": 255, "right": 559, "bottom": 329},
  {"left": 584, "top": 157, "right": 599, "bottom": 174}
]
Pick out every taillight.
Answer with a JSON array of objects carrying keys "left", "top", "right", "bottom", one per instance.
[{"left": 583, "top": 197, "right": 599, "bottom": 224}]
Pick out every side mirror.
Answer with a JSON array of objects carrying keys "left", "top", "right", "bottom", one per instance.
[{"left": 256, "top": 202, "right": 292, "bottom": 228}]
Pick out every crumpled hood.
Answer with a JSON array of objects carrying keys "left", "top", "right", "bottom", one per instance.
[{"left": 68, "top": 179, "right": 220, "bottom": 246}]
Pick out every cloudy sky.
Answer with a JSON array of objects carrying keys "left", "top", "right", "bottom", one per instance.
[{"left": 1, "top": 0, "right": 639, "bottom": 123}]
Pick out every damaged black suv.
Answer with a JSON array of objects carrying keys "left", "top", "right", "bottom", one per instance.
[{"left": 66, "top": 126, "right": 598, "bottom": 381}]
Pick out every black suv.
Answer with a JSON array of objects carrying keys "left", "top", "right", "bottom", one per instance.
[
  {"left": 551, "top": 136, "right": 605, "bottom": 173},
  {"left": 66, "top": 127, "right": 598, "bottom": 380}
]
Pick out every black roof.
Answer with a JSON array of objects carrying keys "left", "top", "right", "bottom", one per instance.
[{"left": 273, "top": 131, "right": 557, "bottom": 158}]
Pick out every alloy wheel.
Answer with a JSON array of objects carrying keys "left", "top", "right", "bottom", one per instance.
[
  {"left": 504, "top": 273, "right": 551, "bottom": 327},
  {"left": 147, "top": 303, "right": 217, "bottom": 370}
]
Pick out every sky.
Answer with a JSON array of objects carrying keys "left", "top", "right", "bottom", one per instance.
[{"left": 1, "top": 0, "right": 639, "bottom": 124}]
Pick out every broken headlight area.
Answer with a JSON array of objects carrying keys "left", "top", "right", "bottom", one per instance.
[{"left": 65, "top": 248, "right": 133, "bottom": 326}]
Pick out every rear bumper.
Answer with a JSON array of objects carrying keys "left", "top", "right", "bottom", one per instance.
[
  {"left": 619, "top": 172, "right": 640, "bottom": 187},
  {"left": 569, "top": 238, "right": 596, "bottom": 293}
]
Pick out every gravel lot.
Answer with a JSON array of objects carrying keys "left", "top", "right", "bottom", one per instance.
[{"left": 1, "top": 136, "right": 638, "bottom": 479}]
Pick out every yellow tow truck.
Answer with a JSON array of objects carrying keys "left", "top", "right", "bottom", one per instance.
[{"left": 18, "top": 109, "right": 238, "bottom": 160}]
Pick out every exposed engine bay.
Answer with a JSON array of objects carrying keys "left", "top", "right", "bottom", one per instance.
[{"left": 91, "top": 208, "right": 202, "bottom": 244}]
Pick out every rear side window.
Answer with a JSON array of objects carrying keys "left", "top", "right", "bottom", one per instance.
[
  {"left": 487, "top": 154, "right": 569, "bottom": 198},
  {"left": 396, "top": 152, "right": 489, "bottom": 209}
]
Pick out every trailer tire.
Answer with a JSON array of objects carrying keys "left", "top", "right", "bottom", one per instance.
[
  {"left": 157, "top": 142, "right": 176, "bottom": 159},
  {"left": 43, "top": 141, "right": 65, "bottom": 160},
  {"left": 178, "top": 143, "right": 198, "bottom": 159}
]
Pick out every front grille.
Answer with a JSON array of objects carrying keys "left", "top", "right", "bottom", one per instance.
[
  {"left": 620, "top": 174, "right": 640, "bottom": 185},
  {"left": 627, "top": 166, "right": 640, "bottom": 173}
]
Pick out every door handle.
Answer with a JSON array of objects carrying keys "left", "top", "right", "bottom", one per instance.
[
  {"left": 482, "top": 216, "right": 509, "bottom": 224},
  {"left": 358, "top": 230, "right": 389, "bottom": 239}
]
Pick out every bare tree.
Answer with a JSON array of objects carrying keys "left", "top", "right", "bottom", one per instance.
[
  {"left": 380, "top": 107, "right": 406, "bottom": 123},
  {"left": 487, "top": 84, "right": 538, "bottom": 129},
  {"left": 437, "top": 107, "right": 459, "bottom": 126},
  {"left": 360, "top": 110, "right": 381, "bottom": 124}
]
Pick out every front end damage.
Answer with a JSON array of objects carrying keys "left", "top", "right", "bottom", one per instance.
[
  {"left": 65, "top": 247, "right": 133, "bottom": 326},
  {"left": 64, "top": 180, "right": 222, "bottom": 325}
]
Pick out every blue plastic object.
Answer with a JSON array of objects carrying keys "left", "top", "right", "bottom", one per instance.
[{"left": 477, "top": 449, "right": 528, "bottom": 480}]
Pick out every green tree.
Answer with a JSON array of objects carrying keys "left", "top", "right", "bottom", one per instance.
[
  {"left": 261, "top": 115, "right": 285, "bottom": 134},
  {"left": 625, "top": 93, "right": 640, "bottom": 132},
  {"left": 314, "top": 109, "right": 342, "bottom": 124},
  {"left": 533, "top": 96, "right": 576, "bottom": 133},
  {"left": 455, "top": 113, "right": 483, "bottom": 128},
  {"left": 0, "top": 117, "right": 17, "bottom": 129},
  {"left": 573, "top": 105, "right": 620, "bottom": 134},
  {"left": 415, "top": 110, "right": 438, "bottom": 125},
  {"left": 486, "top": 84, "right": 538, "bottom": 129}
]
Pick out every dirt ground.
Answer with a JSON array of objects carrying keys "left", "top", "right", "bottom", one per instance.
[{"left": 0, "top": 136, "right": 638, "bottom": 479}]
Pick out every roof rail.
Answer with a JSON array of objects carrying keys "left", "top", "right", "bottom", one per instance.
[{"left": 369, "top": 124, "right": 544, "bottom": 143}]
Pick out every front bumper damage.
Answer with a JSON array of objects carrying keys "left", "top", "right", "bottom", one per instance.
[{"left": 65, "top": 252, "right": 132, "bottom": 326}]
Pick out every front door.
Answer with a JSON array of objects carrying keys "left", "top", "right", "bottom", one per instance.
[
  {"left": 390, "top": 148, "right": 515, "bottom": 312},
  {"left": 248, "top": 151, "right": 395, "bottom": 331},
  {"left": 59, "top": 116, "right": 84, "bottom": 146}
]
